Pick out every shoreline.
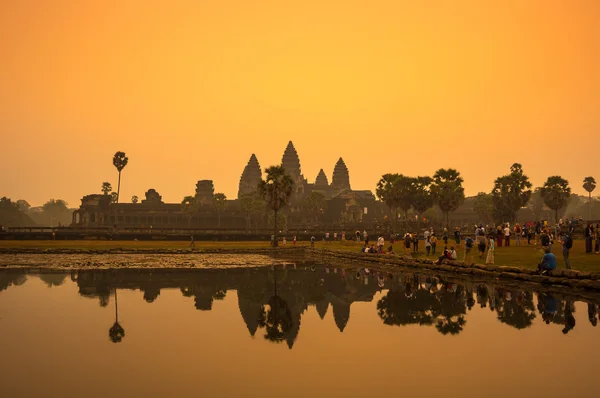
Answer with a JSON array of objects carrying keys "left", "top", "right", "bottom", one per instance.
[{"left": 2, "top": 246, "right": 600, "bottom": 291}]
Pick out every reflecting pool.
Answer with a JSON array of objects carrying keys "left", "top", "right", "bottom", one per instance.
[{"left": 1, "top": 264, "right": 599, "bottom": 398}]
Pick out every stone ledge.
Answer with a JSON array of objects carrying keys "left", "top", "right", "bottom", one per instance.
[{"left": 306, "top": 248, "right": 600, "bottom": 290}]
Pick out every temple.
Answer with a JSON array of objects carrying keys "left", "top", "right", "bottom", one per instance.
[{"left": 71, "top": 141, "right": 381, "bottom": 229}]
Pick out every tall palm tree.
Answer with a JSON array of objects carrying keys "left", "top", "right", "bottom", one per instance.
[
  {"left": 259, "top": 165, "right": 294, "bottom": 247},
  {"left": 112, "top": 151, "right": 129, "bottom": 203},
  {"left": 583, "top": 177, "right": 596, "bottom": 220}
]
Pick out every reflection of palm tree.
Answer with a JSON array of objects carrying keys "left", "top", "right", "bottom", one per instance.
[
  {"left": 495, "top": 292, "right": 536, "bottom": 330},
  {"left": 258, "top": 266, "right": 293, "bottom": 344},
  {"left": 109, "top": 289, "right": 125, "bottom": 343}
]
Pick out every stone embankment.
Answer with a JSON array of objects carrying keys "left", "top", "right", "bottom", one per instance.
[{"left": 305, "top": 248, "right": 600, "bottom": 290}]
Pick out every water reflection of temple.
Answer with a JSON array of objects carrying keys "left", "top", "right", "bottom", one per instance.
[
  {"left": 2, "top": 267, "right": 599, "bottom": 346},
  {"left": 69, "top": 266, "right": 392, "bottom": 348}
]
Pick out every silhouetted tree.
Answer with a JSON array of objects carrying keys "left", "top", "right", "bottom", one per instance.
[
  {"left": 583, "top": 177, "right": 597, "bottom": 220},
  {"left": 302, "top": 191, "right": 326, "bottom": 225},
  {"left": 101, "top": 182, "right": 112, "bottom": 195},
  {"left": 541, "top": 176, "right": 571, "bottom": 224},
  {"left": 110, "top": 192, "right": 118, "bottom": 204},
  {"left": 410, "top": 176, "right": 434, "bottom": 228},
  {"left": 42, "top": 199, "right": 71, "bottom": 226},
  {"left": 131, "top": 195, "right": 139, "bottom": 204},
  {"left": 15, "top": 200, "right": 30, "bottom": 213},
  {"left": 491, "top": 164, "right": 532, "bottom": 223},
  {"left": 376, "top": 173, "right": 401, "bottom": 227},
  {"left": 259, "top": 165, "right": 294, "bottom": 247},
  {"left": 112, "top": 151, "right": 128, "bottom": 203},
  {"left": 430, "top": 168, "right": 465, "bottom": 228},
  {"left": 181, "top": 196, "right": 198, "bottom": 228},
  {"left": 473, "top": 192, "right": 494, "bottom": 225}
]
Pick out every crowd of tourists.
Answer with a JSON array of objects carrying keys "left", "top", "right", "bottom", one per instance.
[{"left": 302, "top": 219, "right": 600, "bottom": 273}]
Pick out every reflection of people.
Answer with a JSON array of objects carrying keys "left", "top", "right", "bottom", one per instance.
[
  {"left": 563, "top": 301, "right": 576, "bottom": 334},
  {"left": 539, "top": 293, "right": 557, "bottom": 324},
  {"left": 588, "top": 303, "right": 598, "bottom": 327},
  {"left": 537, "top": 248, "right": 557, "bottom": 275}
]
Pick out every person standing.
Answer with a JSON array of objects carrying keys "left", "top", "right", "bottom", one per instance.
[
  {"left": 404, "top": 232, "right": 412, "bottom": 255},
  {"left": 464, "top": 236, "right": 474, "bottom": 263},
  {"left": 486, "top": 235, "right": 495, "bottom": 264},
  {"left": 454, "top": 227, "right": 461, "bottom": 246},
  {"left": 413, "top": 232, "right": 419, "bottom": 252},
  {"left": 504, "top": 224, "right": 511, "bottom": 247},
  {"left": 514, "top": 224, "right": 522, "bottom": 246},
  {"left": 496, "top": 225, "right": 503, "bottom": 247},
  {"left": 430, "top": 233, "right": 438, "bottom": 254},
  {"left": 559, "top": 232, "right": 572, "bottom": 269},
  {"left": 585, "top": 224, "right": 594, "bottom": 253},
  {"left": 595, "top": 224, "right": 600, "bottom": 254},
  {"left": 293, "top": 235, "right": 297, "bottom": 246},
  {"left": 310, "top": 235, "right": 315, "bottom": 248},
  {"left": 425, "top": 235, "right": 432, "bottom": 256}
]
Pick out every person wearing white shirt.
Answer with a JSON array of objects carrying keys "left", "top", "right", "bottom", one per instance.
[{"left": 503, "top": 225, "right": 511, "bottom": 247}]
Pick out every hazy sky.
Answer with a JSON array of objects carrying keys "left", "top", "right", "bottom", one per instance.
[{"left": 1, "top": 1, "right": 598, "bottom": 207}]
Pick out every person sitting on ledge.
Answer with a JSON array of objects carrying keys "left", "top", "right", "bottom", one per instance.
[
  {"left": 436, "top": 246, "right": 457, "bottom": 265},
  {"left": 386, "top": 245, "right": 395, "bottom": 255},
  {"left": 537, "top": 248, "right": 557, "bottom": 275}
]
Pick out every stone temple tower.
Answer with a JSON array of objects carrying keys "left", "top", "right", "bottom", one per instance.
[
  {"left": 315, "top": 169, "right": 329, "bottom": 187},
  {"left": 238, "top": 154, "right": 262, "bottom": 198},
  {"left": 281, "top": 141, "right": 302, "bottom": 182},
  {"left": 331, "top": 158, "right": 351, "bottom": 190},
  {"left": 281, "top": 141, "right": 306, "bottom": 196}
]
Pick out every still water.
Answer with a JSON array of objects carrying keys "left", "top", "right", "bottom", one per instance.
[{"left": 1, "top": 264, "right": 599, "bottom": 398}]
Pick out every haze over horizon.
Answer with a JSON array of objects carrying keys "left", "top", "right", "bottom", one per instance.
[{"left": 1, "top": 1, "right": 599, "bottom": 207}]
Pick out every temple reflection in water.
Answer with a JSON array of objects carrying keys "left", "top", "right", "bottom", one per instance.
[{"left": 1, "top": 265, "right": 599, "bottom": 347}]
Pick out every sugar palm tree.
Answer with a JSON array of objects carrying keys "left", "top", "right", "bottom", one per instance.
[
  {"left": 112, "top": 151, "right": 129, "bottom": 203},
  {"left": 259, "top": 165, "right": 294, "bottom": 247},
  {"left": 583, "top": 177, "right": 596, "bottom": 220}
]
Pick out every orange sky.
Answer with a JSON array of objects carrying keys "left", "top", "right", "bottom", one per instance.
[{"left": 1, "top": 1, "right": 599, "bottom": 207}]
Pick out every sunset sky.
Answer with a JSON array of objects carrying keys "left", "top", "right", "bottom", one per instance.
[{"left": 1, "top": 1, "right": 599, "bottom": 207}]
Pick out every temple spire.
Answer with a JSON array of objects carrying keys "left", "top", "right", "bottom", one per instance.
[
  {"left": 281, "top": 141, "right": 302, "bottom": 181},
  {"left": 315, "top": 169, "right": 329, "bottom": 187},
  {"left": 238, "top": 154, "right": 262, "bottom": 198},
  {"left": 331, "top": 157, "right": 350, "bottom": 190}
]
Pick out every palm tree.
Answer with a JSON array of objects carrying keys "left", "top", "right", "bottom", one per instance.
[
  {"left": 583, "top": 177, "right": 596, "bottom": 220},
  {"left": 109, "top": 289, "right": 125, "bottom": 343},
  {"left": 430, "top": 168, "right": 465, "bottom": 228},
  {"left": 112, "top": 151, "right": 129, "bottom": 203},
  {"left": 259, "top": 165, "right": 294, "bottom": 247}
]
